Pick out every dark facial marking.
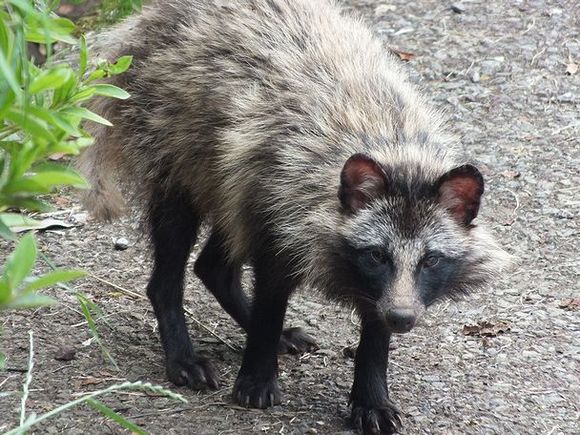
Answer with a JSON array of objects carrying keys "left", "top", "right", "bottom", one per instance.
[
  {"left": 338, "top": 240, "right": 395, "bottom": 301},
  {"left": 416, "top": 253, "right": 460, "bottom": 306}
]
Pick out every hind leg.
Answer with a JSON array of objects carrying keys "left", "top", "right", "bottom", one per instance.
[
  {"left": 194, "top": 231, "right": 318, "bottom": 355},
  {"left": 146, "top": 189, "right": 218, "bottom": 390}
]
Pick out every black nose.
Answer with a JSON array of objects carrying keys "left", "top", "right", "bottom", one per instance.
[{"left": 386, "top": 308, "right": 416, "bottom": 333}]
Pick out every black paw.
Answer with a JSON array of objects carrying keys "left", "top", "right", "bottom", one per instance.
[
  {"left": 232, "top": 373, "right": 281, "bottom": 408},
  {"left": 351, "top": 401, "right": 403, "bottom": 435},
  {"left": 166, "top": 354, "right": 219, "bottom": 390},
  {"left": 278, "top": 327, "right": 319, "bottom": 355}
]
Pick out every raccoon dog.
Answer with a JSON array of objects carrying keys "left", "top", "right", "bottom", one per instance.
[{"left": 80, "top": 0, "right": 510, "bottom": 433}]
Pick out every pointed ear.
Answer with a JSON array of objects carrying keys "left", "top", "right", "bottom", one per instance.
[
  {"left": 339, "top": 153, "right": 387, "bottom": 213},
  {"left": 436, "top": 164, "right": 484, "bottom": 226}
]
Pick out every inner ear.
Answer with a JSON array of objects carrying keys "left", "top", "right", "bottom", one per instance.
[
  {"left": 436, "top": 164, "right": 484, "bottom": 226},
  {"left": 339, "top": 153, "right": 387, "bottom": 213}
]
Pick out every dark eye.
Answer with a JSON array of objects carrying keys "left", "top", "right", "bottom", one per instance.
[
  {"left": 422, "top": 254, "right": 440, "bottom": 268},
  {"left": 370, "top": 249, "right": 388, "bottom": 264}
]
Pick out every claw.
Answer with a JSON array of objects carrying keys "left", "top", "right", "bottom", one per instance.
[
  {"left": 394, "top": 412, "right": 403, "bottom": 429},
  {"left": 355, "top": 414, "right": 362, "bottom": 430}
]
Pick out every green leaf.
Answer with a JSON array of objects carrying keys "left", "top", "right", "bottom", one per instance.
[
  {"left": 50, "top": 17, "right": 76, "bottom": 36},
  {"left": 0, "top": 278, "right": 10, "bottom": 304},
  {"left": 25, "top": 167, "right": 89, "bottom": 189},
  {"left": 23, "top": 269, "right": 85, "bottom": 293},
  {"left": 0, "top": 50, "right": 21, "bottom": 96},
  {"left": 0, "top": 84, "right": 16, "bottom": 119},
  {"left": 2, "top": 177, "right": 51, "bottom": 194},
  {"left": 7, "top": 0, "right": 36, "bottom": 15},
  {"left": 0, "top": 216, "right": 17, "bottom": 241},
  {"left": 86, "top": 69, "right": 105, "bottom": 83},
  {"left": 108, "top": 55, "right": 133, "bottom": 75},
  {"left": 25, "top": 17, "right": 77, "bottom": 45},
  {"left": 24, "top": 106, "right": 77, "bottom": 136},
  {"left": 2, "top": 233, "right": 37, "bottom": 290},
  {"left": 85, "top": 399, "right": 147, "bottom": 435},
  {"left": 5, "top": 109, "right": 55, "bottom": 143},
  {"left": 61, "top": 107, "right": 112, "bottom": 126},
  {"left": 29, "top": 67, "right": 72, "bottom": 94},
  {"left": 6, "top": 166, "right": 89, "bottom": 193},
  {"left": 0, "top": 12, "right": 13, "bottom": 58},
  {"left": 3, "top": 292, "right": 57, "bottom": 309},
  {"left": 90, "top": 84, "right": 130, "bottom": 100},
  {"left": 51, "top": 73, "right": 78, "bottom": 107},
  {"left": 48, "top": 112, "right": 79, "bottom": 136},
  {"left": 79, "top": 35, "right": 88, "bottom": 77},
  {"left": 0, "top": 154, "right": 10, "bottom": 192},
  {"left": 68, "top": 87, "right": 96, "bottom": 104},
  {"left": 0, "top": 213, "right": 42, "bottom": 233},
  {"left": 0, "top": 196, "right": 52, "bottom": 213},
  {"left": 50, "top": 137, "right": 94, "bottom": 155}
]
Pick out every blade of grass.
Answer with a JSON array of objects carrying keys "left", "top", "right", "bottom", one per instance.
[
  {"left": 19, "top": 330, "right": 34, "bottom": 426},
  {"left": 38, "top": 252, "right": 118, "bottom": 368},
  {"left": 5, "top": 381, "right": 187, "bottom": 435},
  {"left": 85, "top": 398, "right": 147, "bottom": 435}
]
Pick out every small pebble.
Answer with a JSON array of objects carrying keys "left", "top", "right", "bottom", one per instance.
[
  {"left": 450, "top": 4, "right": 465, "bottom": 13},
  {"left": 114, "top": 237, "right": 129, "bottom": 250}
]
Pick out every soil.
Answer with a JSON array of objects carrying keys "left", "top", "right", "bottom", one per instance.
[{"left": 1, "top": 0, "right": 579, "bottom": 434}]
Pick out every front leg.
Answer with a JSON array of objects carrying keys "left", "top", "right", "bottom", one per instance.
[
  {"left": 232, "top": 258, "right": 294, "bottom": 408},
  {"left": 350, "top": 320, "right": 402, "bottom": 434}
]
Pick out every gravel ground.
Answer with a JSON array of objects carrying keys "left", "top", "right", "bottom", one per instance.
[{"left": 1, "top": 1, "right": 579, "bottom": 434}]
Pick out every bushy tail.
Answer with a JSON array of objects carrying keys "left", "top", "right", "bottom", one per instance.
[
  {"left": 73, "top": 17, "right": 141, "bottom": 221},
  {"left": 78, "top": 145, "right": 124, "bottom": 222},
  {"left": 77, "top": 97, "right": 125, "bottom": 221}
]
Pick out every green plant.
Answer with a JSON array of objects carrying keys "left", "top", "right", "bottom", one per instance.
[
  {"left": 74, "top": 0, "right": 143, "bottom": 32},
  {"left": 100, "top": 0, "right": 143, "bottom": 23},
  {"left": 4, "top": 331, "right": 187, "bottom": 435},
  {"left": 0, "top": 0, "right": 132, "bottom": 310},
  {"left": 0, "top": 2, "right": 184, "bottom": 432}
]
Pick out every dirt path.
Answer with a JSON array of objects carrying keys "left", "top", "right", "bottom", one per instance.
[{"left": 1, "top": 1, "right": 578, "bottom": 434}]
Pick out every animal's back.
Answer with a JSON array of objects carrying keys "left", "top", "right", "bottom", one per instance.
[{"left": 81, "top": 0, "right": 457, "bottom": 263}]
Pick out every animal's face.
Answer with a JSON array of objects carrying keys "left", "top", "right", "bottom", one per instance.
[{"left": 335, "top": 153, "right": 486, "bottom": 333}]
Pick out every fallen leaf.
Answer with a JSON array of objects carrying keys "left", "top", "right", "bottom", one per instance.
[
  {"left": 566, "top": 62, "right": 578, "bottom": 75},
  {"left": 502, "top": 218, "right": 516, "bottom": 226},
  {"left": 501, "top": 170, "right": 521, "bottom": 178},
  {"left": 0, "top": 212, "right": 86, "bottom": 233},
  {"left": 80, "top": 377, "right": 102, "bottom": 386},
  {"left": 462, "top": 321, "right": 510, "bottom": 337},
  {"left": 391, "top": 48, "right": 415, "bottom": 62},
  {"left": 558, "top": 298, "right": 580, "bottom": 311},
  {"left": 57, "top": 4, "right": 74, "bottom": 15},
  {"left": 14, "top": 218, "right": 78, "bottom": 232},
  {"left": 48, "top": 153, "right": 66, "bottom": 161},
  {"left": 54, "top": 196, "right": 72, "bottom": 208}
]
